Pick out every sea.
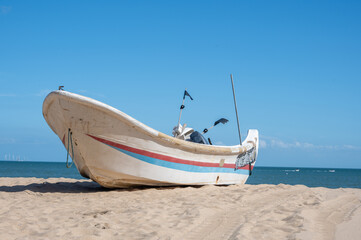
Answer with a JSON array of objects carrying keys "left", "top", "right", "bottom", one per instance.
[{"left": 0, "top": 161, "right": 360, "bottom": 189}]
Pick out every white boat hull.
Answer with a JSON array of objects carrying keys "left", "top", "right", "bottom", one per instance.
[{"left": 43, "top": 91, "right": 259, "bottom": 188}]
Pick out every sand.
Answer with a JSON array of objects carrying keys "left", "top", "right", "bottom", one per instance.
[{"left": 0, "top": 178, "right": 360, "bottom": 240}]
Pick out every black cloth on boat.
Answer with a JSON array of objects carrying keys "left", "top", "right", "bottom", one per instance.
[
  {"left": 183, "top": 90, "right": 193, "bottom": 100},
  {"left": 188, "top": 131, "right": 208, "bottom": 144}
]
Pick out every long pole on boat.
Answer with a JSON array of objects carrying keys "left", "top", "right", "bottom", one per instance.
[
  {"left": 230, "top": 74, "right": 242, "bottom": 144},
  {"left": 231, "top": 74, "right": 252, "bottom": 176}
]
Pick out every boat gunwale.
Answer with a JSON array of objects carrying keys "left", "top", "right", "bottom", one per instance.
[{"left": 43, "top": 90, "right": 256, "bottom": 156}]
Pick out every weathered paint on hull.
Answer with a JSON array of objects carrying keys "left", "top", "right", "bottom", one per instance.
[{"left": 42, "top": 90, "right": 259, "bottom": 188}]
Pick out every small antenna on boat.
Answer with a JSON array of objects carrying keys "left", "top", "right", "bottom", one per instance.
[
  {"left": 230, "top": 74, "right": 242, "bottom": 145},
  {"left": 177, "top": 89, "right": 193, "bottom": 127}
]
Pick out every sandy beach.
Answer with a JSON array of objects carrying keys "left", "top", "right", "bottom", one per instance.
[{"left": 0, "top": 178, "right": 360, "bottom": 240}]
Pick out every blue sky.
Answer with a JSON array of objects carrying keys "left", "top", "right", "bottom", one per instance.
[{"left": 0, "top": 1, "right": 360, "bottom": 168}]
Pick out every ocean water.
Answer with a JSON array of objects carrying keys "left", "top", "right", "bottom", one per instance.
[
  {"left": 0, "top": 161, "right": 83, "bottom": 179},
  {"left": 247, "top": 167, "right": 361, "bottom": 189},
  {"left": 0, "top": 161, "right": 360, "bottom": 189}
]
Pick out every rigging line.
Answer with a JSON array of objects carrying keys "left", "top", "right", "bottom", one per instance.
[{"left": 66, "top": 128, "right": 74, "bottom": 168}]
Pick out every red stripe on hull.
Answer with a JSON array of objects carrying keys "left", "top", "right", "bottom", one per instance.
[{"left": 88, "top": 135, "right": 253, "bottom": 171}]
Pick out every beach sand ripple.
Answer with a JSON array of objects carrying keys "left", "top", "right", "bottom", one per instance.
[{"left": 0, "top": 178, "right": 360, "bottom": 239}]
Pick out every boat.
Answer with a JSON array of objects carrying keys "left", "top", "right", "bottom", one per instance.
[{"left": 42, "top": 90, "right": 259, "bottom": 188}]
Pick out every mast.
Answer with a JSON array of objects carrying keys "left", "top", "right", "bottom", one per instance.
[
  {"left": 230, "top": 74, "right": 252, "bottom": 175},
  {"left": 230, "top": 74, "right": 242, "bottom": 144}
]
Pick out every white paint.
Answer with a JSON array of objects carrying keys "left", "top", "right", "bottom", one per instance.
[{"left": 43, "top": 90, "right": 259, "bottom": 188}]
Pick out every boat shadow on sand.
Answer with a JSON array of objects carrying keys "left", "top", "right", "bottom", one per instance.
[{"left": 0, "top": 180, "right": 203, "bottom": 194}]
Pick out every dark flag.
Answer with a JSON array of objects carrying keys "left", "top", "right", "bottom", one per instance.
[
  {"left": 183, "top": 90, "right": 193, "bottom": 100},
  {"left": 214, "top": 118, "right": 229, "bottom": 126}
]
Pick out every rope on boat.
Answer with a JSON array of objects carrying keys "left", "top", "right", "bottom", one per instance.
[{"left": 66, "top": 128, "right": 74, "bottom": 168}]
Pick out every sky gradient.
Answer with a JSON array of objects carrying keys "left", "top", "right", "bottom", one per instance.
[{"left": 0, "top": 1, "right": 360, "bottom": 168}]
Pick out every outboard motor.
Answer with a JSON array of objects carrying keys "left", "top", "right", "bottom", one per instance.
[
  {"left": 172, "top": 124, "right": 194, "bottom": 140},
  {"left": 188, "top": 131, "right": 208, "bottom": 144}
]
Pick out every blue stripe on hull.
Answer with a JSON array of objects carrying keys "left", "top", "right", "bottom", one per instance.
[{"left": 108, "top": 145, "right": 247, "bottom": 174}]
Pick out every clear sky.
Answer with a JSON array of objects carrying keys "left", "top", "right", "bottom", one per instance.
[{"left": 0, "top": 1, "right": 360, "bottom": 168}]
